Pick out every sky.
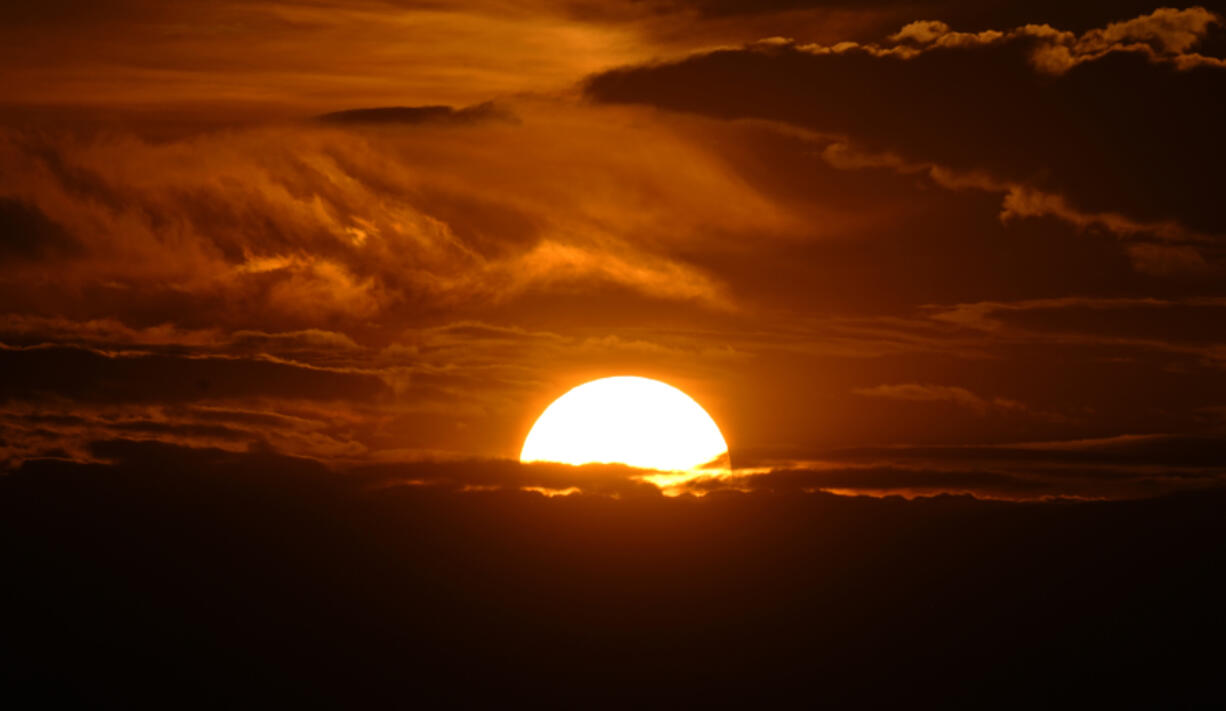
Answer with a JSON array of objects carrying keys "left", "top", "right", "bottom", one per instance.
[{"left": 3, "top": 0, "right": 1225, "bottom": 500}]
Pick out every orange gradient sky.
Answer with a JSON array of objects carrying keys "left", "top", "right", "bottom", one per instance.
[{"left": 1, "top": 0, "right": 1225, "bottom": 500}]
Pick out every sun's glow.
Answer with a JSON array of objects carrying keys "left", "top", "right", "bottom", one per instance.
[{"left": 520, "top": 377, "right": 730, "bottom": 482}]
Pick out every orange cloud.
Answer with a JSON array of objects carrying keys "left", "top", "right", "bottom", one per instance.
[{"left": 0, "top": 101, "right": 806, "bottom": 330}]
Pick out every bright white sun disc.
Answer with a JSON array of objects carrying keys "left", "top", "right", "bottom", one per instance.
[{"left": 520, "top": 376, "right": 728, "bottom": 472}]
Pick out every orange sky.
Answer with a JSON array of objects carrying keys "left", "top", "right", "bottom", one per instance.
[{"left": 2, "top": 0, "right": 1225, "bottom": 499}]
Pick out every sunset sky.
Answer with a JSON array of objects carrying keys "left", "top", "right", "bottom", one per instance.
[
  {"left": 4, "top": 1, "right": 1224, "bottom": 500},
  {"left": 3, "top": 3, "right": 1226, "bottom": 704}
]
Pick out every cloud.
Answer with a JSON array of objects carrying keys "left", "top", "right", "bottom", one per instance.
[
  {"left": 830, "top": 432, "right": 1226, "bottom": 470},
  {"left": 875, "top": 8, "right": 1226, "bottom": 73},
  {"left": 357, "top": 458, "right": 665, "bottom": 498},
  {"left": 922, "top": 295, "right": 1226, "bottom": 344},
  {"left": 0, "top": 197, "right": 82, "bottom": 259},
  {"left": 852, "top": 383, "right": 1031, "bottom": 415},
  {"left": 0, "top": 308, "right": 759, "bottom": 467},
  {"left": 586, "top": 9, "right": 1226, "bottom": 238},
  {"left": 1125, "top": 242, "right": 1216, "bottom": 276},
  {"left": 714, "top": 465, "right": 1049, "bottom": 498},
  {"left": 315, "top": 102, "right": 516, "bottom": 126},
  {"left": 5, "top": 284, "right": 1224, "bottom": 481},
  {"left": 0, "top": 344, "right": 388, "bottom": 404},
  {"left": 813, "top": 136, "right": 1219, "bottom": 276},
  {"left": 0, "top": 100, "right": 784, "bottom": 329},
  {"left": 15, "top": 430, "right": 1226, "bottom": 503},
  {"left": 1061, "top": 6, "right": 1224, "bottom": 68},
  {"left": 715, "top": 430, "right": 1226, "bottom": 499}
]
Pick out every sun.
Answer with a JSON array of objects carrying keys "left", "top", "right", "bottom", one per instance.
[{"left": 520, "top": 376, "right": 729, "bottom": 478}]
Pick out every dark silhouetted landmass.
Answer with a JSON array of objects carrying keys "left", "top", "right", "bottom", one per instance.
[{"left": 3, "top": 440, "right": 1223, "bottom": 707}]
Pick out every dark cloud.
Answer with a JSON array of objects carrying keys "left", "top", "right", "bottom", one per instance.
[
  {"left": 85, "top": 437, "right": 335, "bottom": 478},
  {"left": 832, "top": 433, "right": 1226, "bottom": 469},
  {"left": 586, "top": 10, "right": 1226, "bottom": 234},
  {"left": 105, "top": 420, "right": 252, "bottom": 441},
  {"left": 0, "top": 198, "right": 80, "bottom": 260},
  {"left": 315, "top": 101, "right": 515, "bottom": 126},
  {"left": 663, "top": 0, "right": 1208, "bottom": 30},
  {"left": 945, "top": 1, "right": 1226, "bottom": 34},
  {"left": 712, "top": 431, "right": 1226, "bottom": 499},
  {"left": 728, "top": 465, "right": 1048, "bottom": 496},
  {"left": 852, "top": 382, "right": 1034, "bottom": 415},
  {"left": 0, "top": 345, "right": 388, "bottom": 404},
  {"left": 355, "top": 458, "right": 664, "bottom": 497},
  {"left": 961, "top": 297, "right": 1226, "bottom": 344}
]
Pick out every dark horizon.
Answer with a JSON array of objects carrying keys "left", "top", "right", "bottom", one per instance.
[{"left": 6, "top": 443, "right": 1225, "bottom": 706}]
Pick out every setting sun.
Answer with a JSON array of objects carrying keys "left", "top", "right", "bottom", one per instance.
[{"left": 520, "top": 376, "right": 729, "bottom": 475}]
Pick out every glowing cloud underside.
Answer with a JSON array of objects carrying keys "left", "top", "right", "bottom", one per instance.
[{"left": 520, "top": 376, "right": 729, "bottom": 473}]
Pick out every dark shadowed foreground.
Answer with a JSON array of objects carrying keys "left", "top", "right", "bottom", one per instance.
[{"left": 4, "top": 443, "right": 1223, "bottom": 708}]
